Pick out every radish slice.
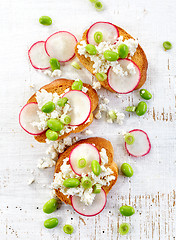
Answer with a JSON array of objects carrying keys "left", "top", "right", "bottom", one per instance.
[
  {"left": 125, "top": 129, "right": 151, "bottom": 157},
  {"left": 69, "top": 143, "right": 101, "bottom": 176},
  {"left": 19, "top": 102, "right": 45, "bottom": 135},
  {"left": 86, "top": 22, "right": 119, "bottom": 45},
  {"left": 71, "top": 189, "right": 107, "bottom": 217},
  {"left": 28, "top": 41, "right": 50, "bottom": 70},
  {"left": 107, "top": 59, "right": 141, "bottom": 94},
  {"left": 63, "top": 90, "right": 91, "bottom": 126},
  {"left": 45, "top": 31, "right": 77, "bottom": 62}
]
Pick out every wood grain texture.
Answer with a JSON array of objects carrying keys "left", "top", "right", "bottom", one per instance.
[{"left": 0, "top": 0, "right": 176, "bottom": 239}]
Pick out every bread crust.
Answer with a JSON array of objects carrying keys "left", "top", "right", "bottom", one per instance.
[
  {"left": 27, "top": 79, "right": 99, "bottom": 143},
  {"left": 54, "top": 137, "right": 118, "bottom": 205},
  {"left": 75, "top": 26, "right": 148, "bottom": 91}
]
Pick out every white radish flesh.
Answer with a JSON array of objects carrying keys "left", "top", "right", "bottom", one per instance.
[
  {"left": 69, "top": 143, "right": 100, "bottom": 175},
  {"left": 28, "top": 41, "right": 50, "bottom": 70},
  {"left": 71, "top": 189, "right": 107, "bottom": 217},
  {"left": 125, "top": 129, "right": 151, "bottom": 157},
  {"left": 63, "top": 90, "right": 91, "bottom": 126},
  {"left": 19, "top": 102, "right": 45, "bottom": 135},
  {"left": 45, "top": 31, "right": 77, "bottom": 62},
  {"left": 86, "top": 22, "right": 119, "bottom": 45},
  {"left": 107, "top": 59, "right": 141, "bottom": 94}
]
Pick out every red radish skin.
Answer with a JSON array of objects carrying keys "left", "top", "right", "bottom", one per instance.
[
  {"left": 107, "top": 59, "right": 141, "bottom": 94},
  {"left": 45, "top": 31, "right": 77, "bottom": 62},
  {"left": 125, "top": 129, "right": 151, "bottom": 157},
  {"left": 19, "top": 102, "right": 46, "bottom": 136},
  {"left": 86, "top": 22, "right": 119, "bottom": 45},
  {"left": 28, "top": 41, "right": 50, "bottom": 70},
  {"left": 71, "top": 189, "right": 107, "bottom": 217},
  {"left": 63, "top": 90, "right": 91, "bottom": 126},
  {"left": 69, "top": 143, "right": 101, "bottom": 176}
]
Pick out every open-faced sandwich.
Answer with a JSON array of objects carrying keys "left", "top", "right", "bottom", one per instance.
[
  {"left": 52, "top": 137, "right": 118, "bottom": 216},
  {"left": 19, "top": 79, "right": 98, "bottom": 143},
  {"left": 75, "top": 21, "right": 148, "bottom": 94}
]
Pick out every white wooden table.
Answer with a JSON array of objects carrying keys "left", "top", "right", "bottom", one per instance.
[{"left": 0, "top": 0, "right": 176, "bottom": 239}]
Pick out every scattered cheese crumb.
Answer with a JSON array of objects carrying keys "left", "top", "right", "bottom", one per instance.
[
  {"left": 44, "top": 70, "right": 52, "bottom": 77},
  {"left": 27, "top": 178, "right": 35, "bottom": 185},
  {"left": 92, "top": 81, "right": 101, "bottom": 90},
  {"left": 83, "top": 129, "right": 93, "bottom": 135},
  {"left": 82, "top": 86, "right": 88, "bottom": 93},
  {"left": 51, "top": 69, "right": 62, "bottom": 78}
]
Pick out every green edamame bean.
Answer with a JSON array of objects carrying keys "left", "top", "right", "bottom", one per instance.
[
  {"left": 71, "top": 79, "right": 83, "bottom": 90},
  {"left": 43, "top": 198, "right": 58, "bottom": 214},
  {"left": 121, "top": 163, "right": 133, "bottom": 177},
  {"left": 41, "top": 101, "right": 55, "bottom": 113},
  {"left": 140, "top": 89, "right": 152, "bottom": 100},
  {"left": 135, "top": 101, "right": 147, "bottom": 116},
  {"left": 118, "top": 44, "right": 129, "bottom": 59},
  {"left": 63, "top": 178, "right": 80, "bottom": 188},
  {"left": 50, "top": 58, "right": 60, "bottom": 71},
  {"left": 39, "top": 16, "right": 52, "bottom": 26},
  {"left": 85, "top": 44, "right": 97, "bottom": 55},
  {"left": 104, "top": 50, "right": 119, "bottom": 61},
  {"left": 57, "top": 97, "right": 68, "bottom": 107},
  {"left": 44, "top": 218, "right": 58, "bottom": 229},
  {"left": 91, "top": 160, "right": 101, "bottom": 176},
  {"left": 46, "top": 129, "right": 58, "bottom": 141},
  {"left": 47, "top": 119, "right": 64, "bottom": 132},
  {"left": 119, "top": 205, "right": 135, "bottom": 216}
]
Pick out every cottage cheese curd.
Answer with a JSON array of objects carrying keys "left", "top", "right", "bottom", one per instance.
[
  {"left": 77, "top": 36, "right": 138, "bottom": 75},
  {"left": 52, "top": 148, "right": 115, "bottom": 205}
]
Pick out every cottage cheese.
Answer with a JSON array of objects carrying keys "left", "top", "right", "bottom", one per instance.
[
  {"left": 31, "top": 89, "right": 78, "bottom": 135},
  {"left": 77, "top": 36, "right": 138, "bottom": 74},
  {"left": 44, "top": 69, "right": 62, "bottom": 78},
  {"left": 52, "top": 148, "right": 115, "bottom": 205}
]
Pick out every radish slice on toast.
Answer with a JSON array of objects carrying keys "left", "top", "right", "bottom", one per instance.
[
  {"left": 63, "top": 90, "right": 91, "bottom": 126},
  {"left": 125, "top": 129, "right": 151, "bottom": 157},
  {"left": 28, "top": 41, "right": 50, "bottom": 70},
  {"left": 71, "top": 189, "right": 107, "bottom": 217},
  {"left": 19, "top": 102, "right": 45, "bottom": 135},
  {"left": 86, "top": 22, "right": 119, "bottom": 45},
  {"left": 45, "top": 31, "right": 77, "bottom": 62},
  {"left": 69, "top": 143, "right": 101, "bottom": 176},
  {"left": 107, "top": 59, "right": 140, "bottom": 94}
]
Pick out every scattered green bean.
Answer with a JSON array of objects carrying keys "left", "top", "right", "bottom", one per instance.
[
  {"left": 135, "top": 101, "right": 147, "bottom": 116},
  {"left": 44, "top": 218, "right": 58, "bottom": 229},
  {"left": 91, "top": 160, "right": 101, "bottom": 176},
  {"left": 57, "top": 97, "right": 68, "bottom": 107},
  {"left": 47, "top": 118, "right": 64, "bottom": 132},
  {"left": 95, "top": 1, "right": 103, "bottom": 11},
  {"left": 121, "top": 163, "right": 134, "bottom": 177},
  {"left": 85, "top": 44, "right": 97, "bottom": 55},
  {"left": 120, "top": 205, "right": 135, "bottom": 216},
  {"left": 71, "top": 79, "right": 83, "bottom": 91},
  {"left": 118, "top": 44, "right": 129, "bottom": 59},
  {"left": 41, "top": 101, "right": 55, "bottom": 113},
  {"left": 104, "top": 50, "right": 119, "bottom": 61},
  {"left": 39, "top": 16, "right": 52, "bottom": 26},
  {"left": 63, "top": 178, "right": 80, "bottom": 188},
  {"left": 43, "top": 198, "right": 58, "bottom": 214},
  {"left": 140, "top": 89, "right": 152, "bottom": 100},
  {"left": 46, "top": 129, "right": 58, "bottom": 141}
]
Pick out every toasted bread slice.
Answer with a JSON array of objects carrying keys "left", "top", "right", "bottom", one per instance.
[
  {"left": 54, "top": 137, "right": 118, "bottom": 205},
  {"left": 27, "top": 79, "right": 99, "bottom": 143},
  {"left": 75, "top": 26, "right": 148, "bottom": 91}
]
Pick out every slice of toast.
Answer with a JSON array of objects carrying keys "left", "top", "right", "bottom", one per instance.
[
  {"left": 75, "top": 25, "right": 148, "bottom": 91},
  {"left": 27, "top": 79, "right": 99, "bottom": 143},
  {"left": 54, "top": 137, "right": 118, "bottom": 205}
]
